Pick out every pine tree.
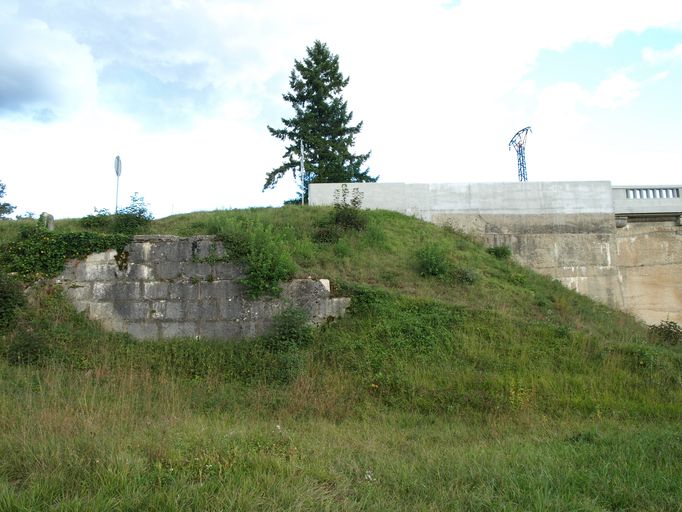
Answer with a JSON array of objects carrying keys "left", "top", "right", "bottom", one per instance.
[{"left": 265, "top": 41, "right": 376, "bottom": 202}]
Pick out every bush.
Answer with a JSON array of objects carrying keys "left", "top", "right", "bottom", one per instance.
[
  {"left": 0, "top": 270, "right": 25, "bottom": 332},
  {"left": 649, "top": 320, "right": 682, "bottom": 345},
  {"left": 453, "top": 267, "right": 478, "bottom": 285},
  {"left": 206, "top": 217, "right": 296, "bottom": 298},
  {"left": 314, "top": 185, "right": 368, "bottom": 242},
  {"left": 4, "top": 324, "right": 50, "bottom": 365},
  {"left": 264, "top": 307, "right": 313, "bottom": 353},
  {"left": 242, "top": 225, "right": 297, "bottom": 298},
  {"left": 487, "top": 245, "right": 512, "bottom": 259},
  {"left": 332, "top": 184, "right": 367, "bottom": 231},
  {"left": 81, "top": 193, "right": 153, "bottom": 235},
  {"left": 416, "top": 243, "right": 451, "bottom": 278}
]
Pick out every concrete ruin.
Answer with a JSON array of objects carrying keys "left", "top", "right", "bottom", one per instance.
[{"left": 56, "top": 235, "right": 350, "bottom": 340}]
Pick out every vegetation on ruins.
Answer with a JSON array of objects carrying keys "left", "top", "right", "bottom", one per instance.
[
  {"left": 0, "top": 206, "right": 681, "bottom": 510},
  {"left": 265, "top": 41, "right": 376, "bottom": 203}
]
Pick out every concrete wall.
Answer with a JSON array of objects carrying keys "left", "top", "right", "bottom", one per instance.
[
  {"left": 56, "top": 235, "right": 350, "bottom": 340},
  {"left": 310, "top": 181, "right": 682, "bottom": 324}
]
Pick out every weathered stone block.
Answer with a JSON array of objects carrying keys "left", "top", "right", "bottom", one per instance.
[
  {"left": 199, "top": 280, "right": 241, "bottom": 300},
  {"left": 183, "top": 263, "right": 213, "bottom": 279},
  {"left": 211, "top": 262, "right": 243, "bottom": 280},
  {"left": 63, "top": 283, "right": 91, "bottom": 302},
  {"left": 92, "top": 282, "right": 113, "bottom": 301},
  {"left": 78, "top": 263, "right": 117, "bottom": 282},
  {"left": 183, "top": 300, "right": 220, "bottom": 321},
  {"left": 143, "top": 282, "right": 170, "bottom": 300},
  {"left": 160, "top": 322, "right": 197, "bottom": 339},
  {"left": 169, "top": 282, "right": 199, "bottom": 301},
  {"left": 153, "top": 261, "right": 184, "bottom": 280},
  {"left": 109, "top": 282, "right": 141, "bottom": 301},
  {"left": 127, "top": 322, "right": 159, "bottom": 340},
  {"left": 113, "top": 301, "right": 149, "bottom": 320},
  {"left": 127, "top": 263, "right": 152, "bottom": 280},
  {"left": 89, "top": 302, "right": 116, "bottom": 320},
  {"left": 198, "top": 321, "right": 242, "bottom": 340}
]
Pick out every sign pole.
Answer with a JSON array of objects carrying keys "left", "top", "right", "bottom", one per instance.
[{"left": 114, "top": 155, "right": 122, "bottom": 212}]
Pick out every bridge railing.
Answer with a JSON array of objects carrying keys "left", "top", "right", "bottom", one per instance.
[{"left": 612, "top": 185, "right": 682, "bottom": 215}]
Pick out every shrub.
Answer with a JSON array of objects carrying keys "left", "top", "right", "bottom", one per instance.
[
  {"left": 207, "top": 217, "right": 296, "bottom": 298},
  {"left": 312, "top": 223, "right": 343, "bottom": 244},
  {"left": 4, "top": 325, "right": 50, "bottom": 365},
  {"left": 487, "top": 245, "right": 512, "bottom": 259},
  {"left": 80, "top": 193, "right": 153, "bottom": 235},
  {"left": 453, "top": 267, "right": 478, "bottom": 285},
  {"left": 0, "top": 270, "right": 25, "bottom": 332},
  {"left": 332, "top": 184, "right": 367, "bottom": 231},
  {"left": 263, "top": 307, "right": 313, "bottom": 353},
  {"left": 416, "top": 243, "right": 451, "bottom": 278},
  {"left": 649, "top": 320, "right": 682, "bottom": 345}
]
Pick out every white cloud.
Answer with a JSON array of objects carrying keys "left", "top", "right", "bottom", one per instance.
[
  {"left": 0, "top": 15, "right": 97, "bottom": 118},
  {"left": 642, "top": 43, "right": 682, "bottom": 64},
  {"left": 588, "top": 73, "right": 641, "bottom": 109},
  {"left": 2, "top": 0, "right": 682, "bottom": 217}
]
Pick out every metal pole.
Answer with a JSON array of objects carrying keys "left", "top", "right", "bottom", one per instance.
[
  {"left": 300, "top": 139, "right": 306, "bottom": 204},
  {"left": 114, "top": 155, "right": 122, "bottom": 212}
]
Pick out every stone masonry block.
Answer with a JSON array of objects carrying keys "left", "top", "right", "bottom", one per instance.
[
  {"left": 169, "top": 282, "right": 199, "bottom": 301},
  {"left": 183, "top": 300, "right": 220, "bottom": 321},
  {"left": 63, "top": 283, "right": 91, "bottom": 302},
  {"left": 85, "top": 250, "right": 117, "bottom": 264},
  {"left": 198, "top": 321, "right": 241, "bottom": 340},
  {"left": 190, "top": 238, "right": 218, "bottom": 260},
  {"left": 199, "top": 280, "right": 241, "bottom": 300},
  {"left": 153, "top": 261, "right": 184, "bottom": 280},
  {"left": 127, "top": 241, "right": 151, "bottom": 263},
  {"left": 160, "top": 322, "right": 197, "bottom": 339},
  {"left": 127, "top": 322, "right": 160, "bottom": 340},
  {"left": 89, "top": 302, "right": 116, "bottom": 320},
  {"left": 109, "top": 282, "right": 141, "bottom": 301},
  {"left": 77, "top": 263, "right": 117, "bottom": 282},
  {"left": 211, "top": 262, "right": 244, "bottom": 280},
  {"left": 143, "top": 282, "right": 170, "bottom": 300},
  {"left": 183, "top": 262, "right": 213, "bottom": 279},
  {"left": 127, "top": 263, "right": 152, "bottom": 280},
  {"left": 113, "top": 301, "right": 150, "bottom": 321}
]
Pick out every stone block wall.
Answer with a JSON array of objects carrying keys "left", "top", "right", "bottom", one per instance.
[{"left": 56, "top": 235, "right": 350, "bottom": 340}]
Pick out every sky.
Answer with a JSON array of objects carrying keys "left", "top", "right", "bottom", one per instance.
[{"left": 1, "top": 0, "right": 682, "bottom": 219}]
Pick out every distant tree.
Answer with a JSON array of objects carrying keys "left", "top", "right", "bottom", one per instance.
[
  {"left": 265, "top": 40, "right": 376, "bottom": 203},
  {"left": 0, "top": 181, "right": 16, "bottom": 219}
]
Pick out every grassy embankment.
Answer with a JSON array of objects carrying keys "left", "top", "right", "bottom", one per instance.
[{"left": 0, "top": 206, "right": 680, "bottom": 510}]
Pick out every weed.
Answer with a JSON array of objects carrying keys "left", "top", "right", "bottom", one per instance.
[
  {"left": 263, "top": 307, "right": 313, "bottom": 353},
  {"left": 416, "top": 242, "right": 451, "bottom": 278},
  {"left": 487, "top": 245, "right": 512, "bottom": 259},
  {"left": 0, "top": 270, "right": 25, "bottom": 332},
  {"left": 649, "top": 320, "right": 682, "bottom": 345}
]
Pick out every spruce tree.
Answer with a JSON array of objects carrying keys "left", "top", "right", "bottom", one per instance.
[{"left": 265, "top": 40, "right": 376, "bottom": 202}]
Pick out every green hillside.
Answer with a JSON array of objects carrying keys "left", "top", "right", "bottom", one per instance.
[{"left": 1, "top": 206, "right": 681, "bottom": 511}]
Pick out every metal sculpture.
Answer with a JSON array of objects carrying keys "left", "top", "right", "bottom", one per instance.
[{"left": 509, "top": 127, "right": 532, "bottom": 182}]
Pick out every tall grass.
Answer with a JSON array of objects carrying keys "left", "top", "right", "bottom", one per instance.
[{"left": 1, "top": 206, "right": 681, "bottom": 509}]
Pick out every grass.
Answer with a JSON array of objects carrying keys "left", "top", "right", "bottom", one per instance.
[{"left": 1, "top": 206, "right": 681, "bottom": 510}]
